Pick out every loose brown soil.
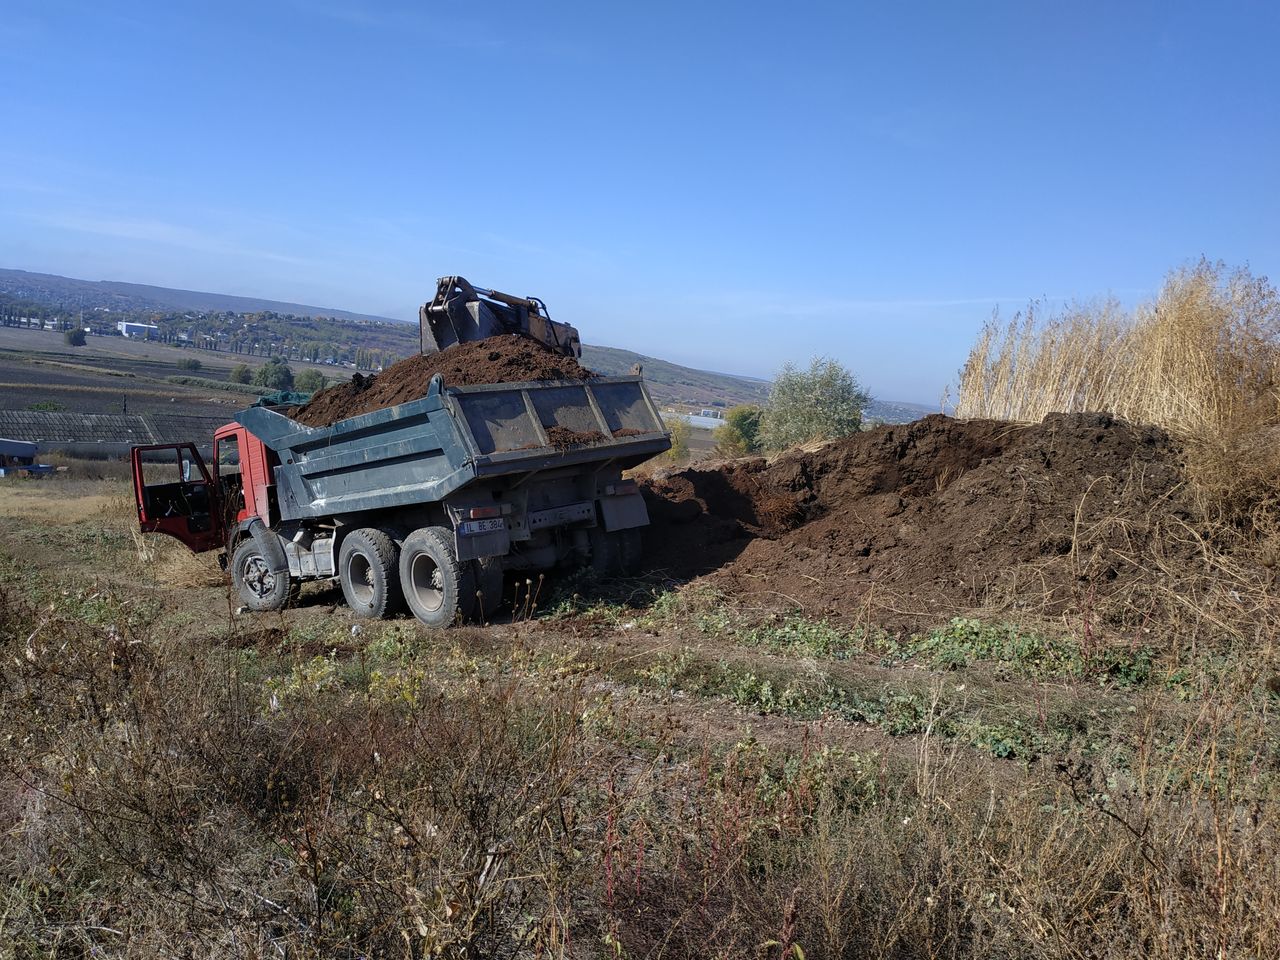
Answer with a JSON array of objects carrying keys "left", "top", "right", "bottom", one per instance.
[
  {"left": 289, "top": 334, "right": 595, "bottom": 428},
  {"left": 543, "top": 425, "right": 608, "bottom": 450},
  {"left": 642, "top": 412, "right": 1199, "bottom": 631}
]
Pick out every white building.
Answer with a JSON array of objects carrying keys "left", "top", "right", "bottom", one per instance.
[{"left": 117, "top": 321, "right": 159, "bottom": 339}]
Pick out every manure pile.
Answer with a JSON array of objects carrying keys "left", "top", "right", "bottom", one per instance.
[
  {"left": 642, "top": 413, "right": 1198, "bottom": 631},
  {"left": 290, "top": 334, "right": 596, "bottom": 428}
]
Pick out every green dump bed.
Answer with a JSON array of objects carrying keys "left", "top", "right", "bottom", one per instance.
[{"left": 235, "top": 375, "right": 670, "bottom": 521}]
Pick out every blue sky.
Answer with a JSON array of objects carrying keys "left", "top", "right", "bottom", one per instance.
[{"left": 2, "top": 1, "right": 1276, "bottom": 402}]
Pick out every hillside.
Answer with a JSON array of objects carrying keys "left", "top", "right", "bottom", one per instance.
[
  {"left": 581, "top": 344, "right": 772, "bottom": 407},
  {"left": 864, "top": 397, "right": 936, "bottom": 423}
]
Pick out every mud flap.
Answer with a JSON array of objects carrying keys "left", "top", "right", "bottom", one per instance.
[
  {"left": 600, "top": 492, "right": 649, "bottom": 532},
  {"left": 454, "top": 527, "right": 511, "bottom": 562}
]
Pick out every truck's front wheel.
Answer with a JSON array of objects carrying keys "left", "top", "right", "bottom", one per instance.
[
  {"left": 339, "top": 528, "right": 402, "bottom": 619},
  {"left": 399, "top": 526, "right": 476, "bottom": 627},
  {"left": 231, "top": 538, "right": 293, "bottom": 612}
]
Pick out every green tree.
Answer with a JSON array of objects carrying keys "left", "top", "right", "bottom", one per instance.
[
  {"left": 177, "top": 357, "right": 202, "bottom": 371},
  {"left": 664, "top": 416, "right": 692, "bottom": 462},
  {"left": 64, "top": 328, "right": 87, "bottom": 347},
  {"left": 294, "top": 368, "right": 325, "bottom": 394},
  {"left": 253, "top": 357, "right": 294, "bottom": 390},
  {"left": 228, "top": 363, "right": 252, "bottom": 384},
  {"left": 758, "top": 356, "right": 870, "bottom": 451},
  {"left": 713, "top": 404, "right": 763, "bottom": 457}
]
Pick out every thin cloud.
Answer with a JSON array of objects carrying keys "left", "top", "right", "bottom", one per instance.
[
  {"left": 691, "top": 289, "right": 1152, "bottom": 318},
  {"left": 288, "top": 1, "right": 505, "bottom": 47},
  {"left": 30, "top": 213, "right": 312, "bottom": 267},
  {"left": 0, "top": 177, "right": 65, "bottom": 196},
  {"left": 288, "top": 0, "right": 386, "bottom": 26}
]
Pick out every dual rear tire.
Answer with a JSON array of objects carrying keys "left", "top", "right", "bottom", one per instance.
[
  {"left": 338, "top": 528, "right": 402, "bottom": 619},
  {"left": 398, "top": 526, "right": 474, "bottom": 628},
  {"left": 589, "top": 527, "right": 643, "bottom": 576},
  {"left": 398, "top": 527, "right": 508, "bottom": 628},
  {"left": 234, "top": 524, "right": 503, "bottom": 627}
]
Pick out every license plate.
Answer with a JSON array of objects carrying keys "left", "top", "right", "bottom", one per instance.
[{"left": 458, "top": 517, "right": 506, "bottom": 536}]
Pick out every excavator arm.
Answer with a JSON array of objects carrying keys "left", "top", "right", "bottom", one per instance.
[{"left": 420, "top": 276, "right": 582, "bottom": 358}]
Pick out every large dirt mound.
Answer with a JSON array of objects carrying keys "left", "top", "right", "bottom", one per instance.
[
  {"left": 643, "top": 413, "right": 1198, "bottom": 631},
  {"left": 290, "top": 334, "right": 595, "bottom": 428}
]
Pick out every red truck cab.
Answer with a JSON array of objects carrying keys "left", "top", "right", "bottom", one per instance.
[{"left": 131, "top": 423, "right": 273, "bottom": 554}]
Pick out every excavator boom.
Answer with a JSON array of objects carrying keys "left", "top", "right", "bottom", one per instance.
[{"left": 420, "top": 276, "right": 582, "bottom": 358}]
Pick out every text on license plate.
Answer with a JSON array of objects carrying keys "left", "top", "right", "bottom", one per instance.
[{"left": 458, "top": 518, "right": 506, "bottom": 536}]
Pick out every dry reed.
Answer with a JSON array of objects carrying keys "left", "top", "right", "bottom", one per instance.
[{"left": 955, "top": 259, "right": 1280, "bottom": 521}]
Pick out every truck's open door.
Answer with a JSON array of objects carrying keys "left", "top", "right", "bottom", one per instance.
[{"left": 131, "top": 443, "right": 224, "bottom": 553}]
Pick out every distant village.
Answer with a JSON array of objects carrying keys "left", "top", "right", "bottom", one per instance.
[{"left": 0, "top": 296, "right": 410, "bottom": 372}]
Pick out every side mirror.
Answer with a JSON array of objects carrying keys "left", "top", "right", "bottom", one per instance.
[{"left": 182, "top": 459, "right": 193, "bottom": 483}]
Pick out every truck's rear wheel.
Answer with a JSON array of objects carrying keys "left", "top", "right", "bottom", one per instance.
[
  {"left": 399, "top": 526, "right": 476, "bottom": 627},
  {"left": 589, "top": 527, "right": 644, "bottom": 577},
  {"left": 339, "top": 528, "right": 402, "bottom": 619},
  {"left": 231, "top": 538, "right": 293, "bottom": 612}
]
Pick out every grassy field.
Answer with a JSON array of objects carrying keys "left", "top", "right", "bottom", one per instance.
[{"left": 1, "top": 469, "right": 1276, "bottom": 958}]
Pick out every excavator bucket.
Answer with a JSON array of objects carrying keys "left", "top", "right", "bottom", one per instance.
[
  {"left": 419, "top": 276, "right": 505, "bottom": 353},
  {"left": 420, "top": 276, "right": 582, "bottom": 358}
]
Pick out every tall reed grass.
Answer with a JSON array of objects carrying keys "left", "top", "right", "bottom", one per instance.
[{"left": 956, "top": 259, "right": 1280, "bottom": 521}]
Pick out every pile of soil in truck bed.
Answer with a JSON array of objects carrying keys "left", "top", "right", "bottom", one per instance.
[
  {"left": 641, "top": 412, "right": 1203, "bottom": 633},
  {"left": 289, "top": 334, "right": 596, "bottom": 428}
]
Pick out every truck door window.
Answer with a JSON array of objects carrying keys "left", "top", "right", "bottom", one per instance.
[
  {"left": 216, "top": 436, "right": 241, "bottom": 475},
  {"left": 216, "top": 435, "right": 245, "bottom": 520},
  {"left": 140, "top": 450, "right": 182, "bottom": 487},
  {"left": 139, "top": 446, "right": 211, "bottom": 524}
]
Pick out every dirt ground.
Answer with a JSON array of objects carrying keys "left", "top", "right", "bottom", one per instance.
[
  {"left": 0, "top": 465, "right": 1175, "bottom": 790},
  {"left": 640, "top": 412, "right": 1200, "bottom": 632}
]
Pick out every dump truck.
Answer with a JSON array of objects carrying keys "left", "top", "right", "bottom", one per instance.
[{"left": 132, "top": 373, "right": 670, "bottom": 626}]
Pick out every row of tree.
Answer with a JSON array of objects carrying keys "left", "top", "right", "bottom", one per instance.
[{"left": 227, "top": 358, "right": 326, "bottom": 393}]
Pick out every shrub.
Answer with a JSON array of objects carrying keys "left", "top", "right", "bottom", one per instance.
[
  {"left": 294, "top": 368, "right": 325, "bottom": 394},
  {"left": 664, "top": 416, "right": 691, "bottom": 461},
  {"left": 227, "top": 363, "right": 252, "bottom": 384},
  {"left": 252, "top": 357, "right": 294, "bottom": 390},
  {"left": 176, "top": 357, "right": 202, "bottom": 372},
  {"left": 713, "top": 404, "right": 763, "bottom": 457},
  {"left": 64, "top": 328, "right": 86, "bottom": 347},
  {"left": 759, "top": 357, "right": 870, "bottom": 451}
]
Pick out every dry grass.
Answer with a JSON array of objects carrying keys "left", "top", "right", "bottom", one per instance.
[
  {"left": 0, "top": 478, "right": 223, "bottom": 589},
  {"left": 0, "top": 487, "right": 120, "bottom": 521},
  {"left": 96, "top": 491, "right": 225, "bottom": 588},
  {"left": 956, "top": 259, "right": 1280, "bottom": 522},
  {"left": 0, "top": 574, "right": 1277, "bottom": 958},
  {"left": 1, "top": 465, "right": 1279, "bottom": 957}
]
